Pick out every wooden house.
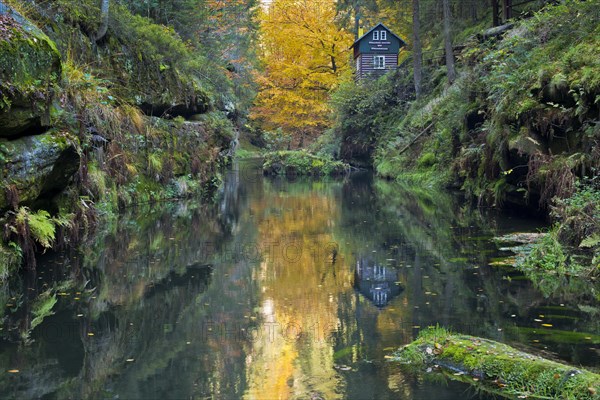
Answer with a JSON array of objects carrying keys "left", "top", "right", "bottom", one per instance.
[{"left": 351, "top": 23, "right": 406, "bottom": 80}]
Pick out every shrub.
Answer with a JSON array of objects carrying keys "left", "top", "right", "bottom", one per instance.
[{"left": 263, "top": 150, "right": 350, "bottom": 176}]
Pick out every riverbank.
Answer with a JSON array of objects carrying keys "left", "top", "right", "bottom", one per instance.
[
  {"left": 0, "top": 1, "right": 240, "bottom": 278},
  {"left": 318, "top": 0, "right": 600, "bottom": 278}
]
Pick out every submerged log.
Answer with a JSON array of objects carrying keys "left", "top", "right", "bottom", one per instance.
[{"left": 392, "top": 328, "right": 600, "bottom": 399}]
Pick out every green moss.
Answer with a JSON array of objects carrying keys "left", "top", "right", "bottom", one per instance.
[
  {"left": 393, "top": 328, "right": 600, "bottom": 399},
  {"left": 417, "top": 152, "right": 437, "bottom": 168}
]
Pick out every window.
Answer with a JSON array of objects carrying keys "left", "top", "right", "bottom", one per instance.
[
  {"left": 373, "top": 31, "right": 379, "bottom": 41},
  {"left": 380, "top": 30, "right": 387, "bottom": 40},
  {"left": 373, "top": 55, "right": 385, "bottom": 69}
]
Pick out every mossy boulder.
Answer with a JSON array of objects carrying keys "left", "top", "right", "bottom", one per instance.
[
  {"left": 0, "top": 3, "right": 61, "bottom": 138},
  {"left": 0, "top": 130, "right": 80, "bottom": 209},
  {"left": 100, "top": 6, "right": 211, "bottom": 118},
  {"left": 393, "top": 328, "right": 600, "bottom": 399}
]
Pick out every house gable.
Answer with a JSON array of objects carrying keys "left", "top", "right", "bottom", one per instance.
[{"left": 351, "top": 23, "right": 406, "bottom": 59}]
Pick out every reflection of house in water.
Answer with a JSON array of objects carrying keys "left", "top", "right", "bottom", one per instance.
[{"left": 354, "top": 258, "right": 402, "bottom": 308}]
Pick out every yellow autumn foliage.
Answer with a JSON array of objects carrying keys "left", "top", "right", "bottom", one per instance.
[{"left": 251, "top": 0, "right": 353, "bottom": 146}]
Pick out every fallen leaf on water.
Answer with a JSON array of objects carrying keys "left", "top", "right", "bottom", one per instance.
[{"left": 334, "top": 364, "right": 352, "bottom": 371}]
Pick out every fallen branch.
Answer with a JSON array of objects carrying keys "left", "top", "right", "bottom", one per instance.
[{"left": 397, "top": 122, "right": 434, "bottom": 156}]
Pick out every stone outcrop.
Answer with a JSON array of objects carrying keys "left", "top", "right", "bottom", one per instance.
[
  {"left": 0, "top": 3, "right": 77, "bottom": 210},
  {"left": 0, "top": 2, "right": 61, "bottom": 138},
  {"left": 0, "top": 130, "right": 80, "bottom": 209}
]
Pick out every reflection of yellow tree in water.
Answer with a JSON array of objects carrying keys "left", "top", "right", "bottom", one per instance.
[{"left": 244, "top": 185, "right": 353, "bottom": 399}]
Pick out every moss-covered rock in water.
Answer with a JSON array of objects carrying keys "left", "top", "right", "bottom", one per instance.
[
  {"left": 263, "top": 150, "right": 351, "bottom": 176},
  {"left": 393, "top": 327, "right": 600, "bottom": 399},
  {"left": 0, "top": 3, "right": 61, "bottom": 137},
  {"left": 0, "top": 130, "right": 79, "bottom": 209}
]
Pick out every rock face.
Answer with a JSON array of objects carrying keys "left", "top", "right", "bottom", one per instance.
[
  {"left": 0, "top": 3, "right": 78, "bottom": 210},
  {"left": 0, "top": 131, "right": 80, "bottom": 209},
  {"left": 0, "top": 3, "right": 61, "bottom": 138}
]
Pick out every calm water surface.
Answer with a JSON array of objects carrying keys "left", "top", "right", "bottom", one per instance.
[{"left": 1, "top": 159, "right": 599, "bottom": 399}]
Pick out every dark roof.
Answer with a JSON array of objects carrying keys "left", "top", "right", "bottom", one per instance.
[{"left": 350, "top": 23, "right": 407, "bottom": 49}]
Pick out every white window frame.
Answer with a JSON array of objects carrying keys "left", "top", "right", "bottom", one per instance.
[
  {"left": 373, "top": 31, "right": 379, "bottom": 41},
  {"left": 373, "top": 55, "right": 385, "bottom": 69},
  {"left": 380, "top": 30, "right": 387, "bottom": 40}
]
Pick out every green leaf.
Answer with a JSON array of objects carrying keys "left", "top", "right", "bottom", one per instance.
[{"left": 580, "top": 234, "right": 600, "bottom": 249}]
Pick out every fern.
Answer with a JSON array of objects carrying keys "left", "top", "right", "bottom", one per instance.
[
  {"left": 27, "top": 210, "right": 56, "bottom": 249},
  {"left": 14, "top": 207, "right": 58, "bottom": 250},
  {"left": 30, "top": 290, "right": 57, "bottom": 330}
]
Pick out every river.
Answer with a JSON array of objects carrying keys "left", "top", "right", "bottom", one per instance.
[{"left": 1, "top": 159, "right": 598, "bottom": 399}]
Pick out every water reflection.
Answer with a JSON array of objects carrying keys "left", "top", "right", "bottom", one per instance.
[
  {"left": 0, "top": 160, "right": 598, "bottom": 399},
  {"left": 354, "top": 258, "right": 402, "bottom": 308}
]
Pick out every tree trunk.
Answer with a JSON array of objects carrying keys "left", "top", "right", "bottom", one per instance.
[
  {"left": 471, "top": 1, "right": 478, "bottom": 23},
  {"left": 96, "top": 0, "right": 110, "bottom": 42},
  {"left": 502, "top": 0, "right": 512, "bottom": 22},
  {"left": 354, "top": 4, "right": 360, "bottom": 39},
  {"left": 491, "top": 0, "right": 499, "bottom": 26},
  {"left": 412, "top": 0, "right": 422, "bottom": 98},
  {"left": 443, "top": 0, "right": 456, "bottom": 84}
]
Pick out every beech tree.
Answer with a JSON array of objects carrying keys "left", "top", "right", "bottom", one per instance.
[
  {"left": 96, "top": 0, "right": 109, "bottom": 42},
  {"left": 251, "top": 0, "right": 352, "bottom": 146}
]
